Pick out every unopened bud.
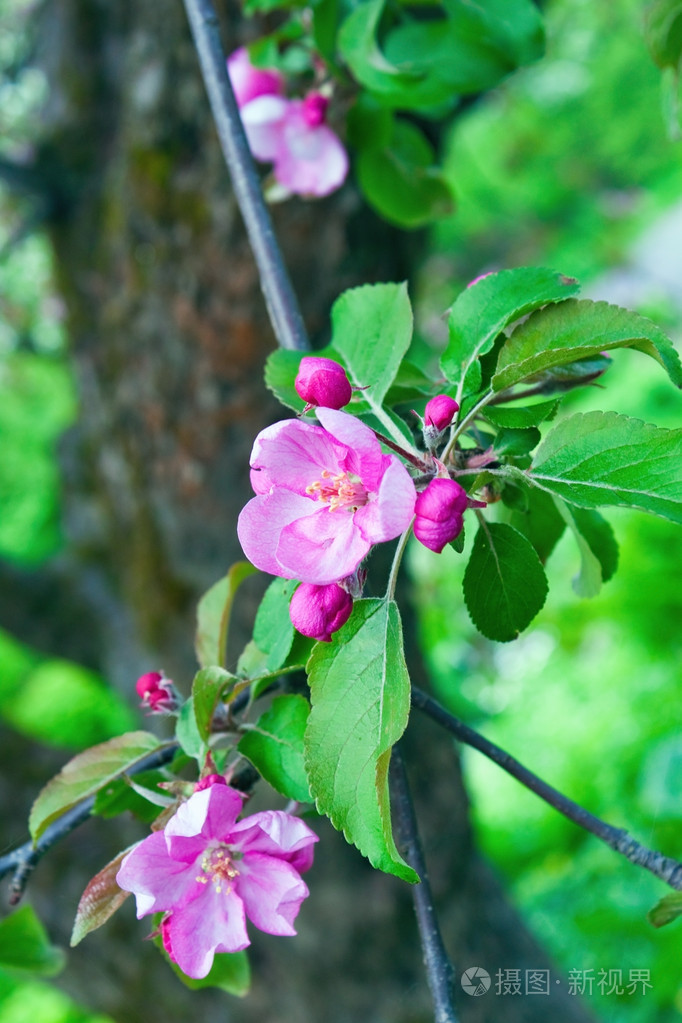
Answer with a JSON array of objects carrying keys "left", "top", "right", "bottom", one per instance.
[
  {"left": 194, "top": 774, "right": 228, "bottom": 792},
  {"left": 135, "top": 671, "right": 179, "bottom": 715},
  {"left": 289, "top": 582, "right": 353, "bottom": 642},
  {"left": 295, "top": 356, "right": 353, "bottom": 411},
  {"left": 414, "top": 478, "right": 468, "bottom": 553},
  {"left": 421, "top": 394, "right": 459, "bottom": 450}
]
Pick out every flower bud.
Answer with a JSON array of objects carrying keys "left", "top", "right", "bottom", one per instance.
[
  {"left": 424, "top": 395, "right": 459, "bottom": 431},
  {"left": 194, "top": 774, "right": 228, "bottom": 792},
  {"left": 414, "top": 478, "right": 468, "bottom": 554},
  {"left": 289, "top": 582, "right": 353, "bottom": 642},
  {"left": 302, "top": 92, "right": 329, "bottom": 127},
  {"left": 135, "top": 671, "right": 179, "bottom": 714},
  {"left": 227, "top": 47, "right": 284, "bottom": 109},
  {"left": 295, "top": 356, "right": 352, "bottom": 411}
]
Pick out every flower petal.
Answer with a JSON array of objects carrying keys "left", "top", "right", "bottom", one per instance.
[
  {"left": 353, "top": 456, "right": 416, "bottom": 544},
  {"left": 164, "top": 887, "right": 249, "bottom": 979},
  {"left": 235, "top": 852, "right": 309, "bottom": 936},
  {"left": 116, "top": 833, "right": 198, "bottom": 917},
  {"left": 274, "top": 105, "right": 348, "bottom": 198},
  {"left": 314, "top": 408, "right": 384, "bottom": 486},
  {"left": 238, "top": 489, "right": 315, "bottom": 577},
  {"left": 240, "top": 95, "right": 289, "bottom": 162},
  {"left": 277, "top": 506, "right": 368, "bottom": 584},
  {"left": 249, "top": 418, "right": 345, "bottom": 495},
  {"left": 229, "top": 810, "right": 318, "bottom": 873},
  {"left": 165, "top": 786, "right": 245, "bottom": 864}
]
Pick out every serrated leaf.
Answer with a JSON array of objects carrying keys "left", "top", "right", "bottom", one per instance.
[
  {"left": 192, "top": 667, "right": 239, "bottom": 745},
  {"left": 238, "top": 694, "right": 311, "bottom": 802},
  {"left": 493, "top": 299, "right": 682, "bottom": 392},
  {"left": 0, "top": 905, "right": 65, "bottom": 976},
  {"left": 441, "top": 267, "right": 580, "bottom": 394},
  {"left": 195, "top": 562, "right": 258, "bottom": 670},
  {"left": 510, "top": 486, "right": 566, "bottom": 563},
  {"left": 29, "top": 731, "right": 164, "bottom": 842},
  {"left": 530, "top": 412, "right": 682, "bottom": 523},
  {"left": 484, "top": 399, "right": 560, "bottom": 429},
  {"left": 331, "top": 282, "right": 413, "bottom": 405},
  {"left": 175, "top": 698, "right": 203, "bottom": 759},
  {"left": 70, "top": 847, "right": 133, "bottom": 946},
  {"left": 253, "top": 578, "right": 298, "bottom": 672},
  {"left": 304, "top": 599, "right": 418, "bottom": 882},
  {"left": 463, "top": 521, "right": 548, "bottom": 641},
  {"left": 356, "top": 119, "right": 455, "bottom": 229},
  {"left": 555, "top": 502, "right": 619, "bottom": 597},
  {"left": 493, "top": 426, "right": 541, "bottom": 456},
  {"left": 648, "top": 891, "right": 682, "bottom": 927}
]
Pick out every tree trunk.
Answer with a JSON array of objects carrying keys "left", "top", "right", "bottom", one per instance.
[{"left": 3, "top": 1, "right": 596, "bottom": 1020}]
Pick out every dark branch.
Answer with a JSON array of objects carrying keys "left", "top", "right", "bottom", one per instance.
[
  {"left": 390, "top": 745, "right": 458, "bottom": 1023},
  {"left": 182, "top": 0, "right": 310, "bottom": 353},
  {"left": 412, "top": 686, "right": 682, "bottom": 890}
]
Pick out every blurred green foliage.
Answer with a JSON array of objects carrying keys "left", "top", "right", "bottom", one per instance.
[{"left": 412, "top": 0, "right": 682, "bottom": 1018}]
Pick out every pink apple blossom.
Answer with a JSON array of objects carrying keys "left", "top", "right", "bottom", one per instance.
[
  {"left": 289, "top": 582, "right": 353, "bottom": 642},
  {"left": 227, "top": 47, "right": 284, "bottom": 108},
  {"left": 135, "top": 671, "right": 179, "bottom": 714},
  {"left": 116, "top": 782, "right": 318, "bottom": 979},
  {"left": 424, "top": 395, "right": 459, "bottom": 432},
  {"left": 295, "top": 356, "right": 352, "bottom": 411},
  {"left": 237, "top": 409, "right": 416, "bottom": 585},
  {"left": 413, "top": 478, "right": 468, "bottom": 553}
]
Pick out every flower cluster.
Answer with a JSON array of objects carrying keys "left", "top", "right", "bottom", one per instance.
[
  {"left": 117, "top": 780, "right": 318, "bottom": 980},
  {"left": 228, "top": 48, "right": 348, "bottom": 199},
  {"left": 236, "top": 356, "right": 480, "bottom": 641}
]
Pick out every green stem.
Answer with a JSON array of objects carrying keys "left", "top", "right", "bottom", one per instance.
[
  {"left": 386, "top": 518, "right": 415, "bottom": 602},
  {"left": 440, "top": 389, "right": 495, "bottom": 463}
]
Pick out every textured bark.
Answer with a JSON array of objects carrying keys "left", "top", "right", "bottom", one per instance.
[{"left": 1, "top": 2, "right": 596, "bottom": 1021}]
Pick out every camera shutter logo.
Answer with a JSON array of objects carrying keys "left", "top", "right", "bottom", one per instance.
[{"left": 461, "top": 967, "right": 491, "bottom": 996}]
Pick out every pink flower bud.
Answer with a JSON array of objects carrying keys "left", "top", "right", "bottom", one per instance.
[
  {"left": 194, "top": 774, "right": 228, "bottom": 792},
  {"left": 227, "top": 47, "right": 284, "bottom": 109},
  {"left": 295, "top": 356, "right": 352, "bottom": 410},
  {"left": 414, "top": 478, "right": 468, "bottom": 554},
  {"left": 424, "top": 395, "right": 459, "bottom": 431},
  {"left": 289, "top": 582, "right": 353, "bottom": 642},
  {"left": 135, "top": 671, "right": 179, "bottom": 715},
  {"left": 302, "top": 92, "right": 329, "bottom": 127}
]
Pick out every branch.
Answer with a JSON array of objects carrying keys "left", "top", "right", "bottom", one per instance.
[
  {"left": 411, "top": 686, "right": 682, "bottom": 891},
  {"left": 390, "top": 745, "right": 458, "bottom": 1023},
  {"left": 182, "top": 0, "right": 310, "bottom": 353}
]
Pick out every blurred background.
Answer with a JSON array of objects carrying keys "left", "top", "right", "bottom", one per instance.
[{"left": 0, "top": 0, "right": 681, "bottom": 1021}]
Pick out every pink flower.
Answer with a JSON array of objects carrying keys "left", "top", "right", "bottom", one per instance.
[
  {"left": 227, "top": 47, "right": 284, "bottom": 108},
  {"left": 290, "top": 582, "right": 353, "bottom": 642},
  {"left": 413, "top": 478, "right": 468, "bottom": 553},
  {"left": 116, "top": 783, "right": 318, "bottom": 980},
  {"left": 237, "top": 409, "right": 416, "bottom": 585},
  {"left": 239, "top": 90, "right": 348, "bottom": 198},
  {"left": 135, "top": 671, "right": 179, "bottom": 715},
  {"left": 295, "top": 356, "right": 352, "bottom": 411}
]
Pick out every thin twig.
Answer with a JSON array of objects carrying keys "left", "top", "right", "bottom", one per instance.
[
  {"left": 390, "top": 745, "right": 458, "bottom": 1023},
  {"left": 411, "top": 686, "right": 682, "bottom": 890},
  {"left": 182, "top": 0, "right": 310, "bottom": 352}
]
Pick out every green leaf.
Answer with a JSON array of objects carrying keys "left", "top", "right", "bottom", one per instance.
[
  {"left": 484, "top": 399, "right": 560, "bottom": 429},
  {"left": 305, "top": 599, "right": 418, "bottom": 882},
  {"left": 493, "top": 426, "right": 541, "bottom": 456},
  {"left": 338, "top": 0, "right": 422, "bottom": 104},
  {"left": 70, "top": 848, "right": 133, "bottom": 947},
  {"left": 493, "top": 299, "right": 682, "bottom": 392},
  {"left": 192, "top": 666, "right": 240, "bottom": 745},
  {"left": 92, "top": 769, "right": 170, "bottom": 822},
  {"left": 648, "top": 891, "right": 682, "bottom": 928},
  {"left": 238, "top": 694, "right": 311, "bottom": 802},
  {"left": 195, "top": 562, "right": 258, "bottom": 670},
  {"left": 463, "top": 521, "right": 548, "bottom": 641},
  {"left": 644, "top": 0, "right": 682, "bottom": 69},
  {"left": 553, "top": 501, "right": 606, "bottom": 598},
  {"left": 356, "top": 119, "right": 455, "bottom": 229},
  {"left": 0, "top": 906, "right": 65, "bottom": 976},
  {"left": 29, "top": 731, "right": 164, "bottom": 842},
  {"left": 175, "top": 698, "right": 203, "bottom": 759},
  {"left": 330, "top": 284, "right": 415, "bottom": 446},
  {"left": 346, "top": 93, "right": 393, "bottom": 152},
  {"left": 530, "top": 412, "right": 682, "bottom": 523},
  {"left": 253, "top": 578, "right": 298, "bottom": 672},
  {"left": 441, "top": 267, "right": 580, "bottom": 394},
  {"left": 509, "top": 486, "right": 566, "bottom": 564},
  {"left": 264, "top": 348, "right": 308, "bottom": 412}
]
